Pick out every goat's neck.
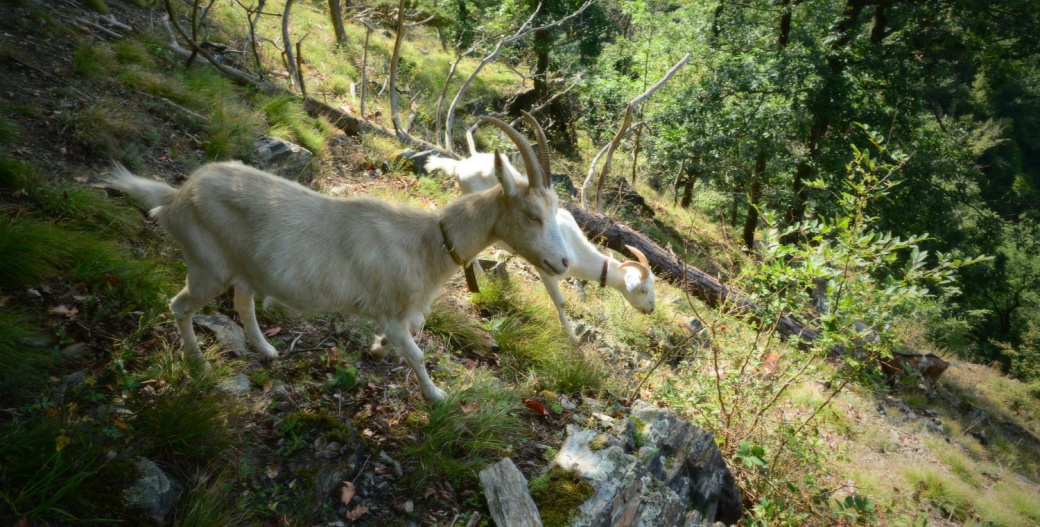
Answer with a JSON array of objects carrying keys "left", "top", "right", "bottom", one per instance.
[
  {"left": 437, "top": 188, "right": 501, "bottom": 265},
  {"left": 602, "top": 257, "right": 633, "bottom": 292},
  {"left": 566, "top": 251, "right": 625, "bottom": 291}
]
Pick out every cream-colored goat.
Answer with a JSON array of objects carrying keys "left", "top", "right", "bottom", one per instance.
[
  {"left": 425, "top": 117, "right": 656, "bottom": 342},
  {"left": 106, "top": 116, "right": 567, "bottom": 402}
]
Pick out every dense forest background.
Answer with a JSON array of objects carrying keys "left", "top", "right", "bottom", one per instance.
[{"left": 2, "top": 0, "right": 1040, "bottom": 525}]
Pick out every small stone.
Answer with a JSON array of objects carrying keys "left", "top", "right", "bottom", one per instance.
[
  {"left": 60, "top": 342, "right": 89, "bottom": 360},
  {"left": 220, "top": 373, "right": 251, "bottom": 396},
  {"left": 194, "top": 314, "right": 248, "bottom": 356}
]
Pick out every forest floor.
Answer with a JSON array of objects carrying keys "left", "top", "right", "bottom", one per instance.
[{"left": 2, "top": 1, "right": 1039, "bottom": 526}]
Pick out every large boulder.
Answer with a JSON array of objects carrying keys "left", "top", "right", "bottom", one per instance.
[
  {"left": 253, "top": 136, "right": 315, "bottom": 183},
  {"left": 550, "top": 400, "right": 743, "bottom": 526}
]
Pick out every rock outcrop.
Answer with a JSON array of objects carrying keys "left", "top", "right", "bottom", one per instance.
[{"left": 549, "top": 400, "right": 743, "bottom": 527}]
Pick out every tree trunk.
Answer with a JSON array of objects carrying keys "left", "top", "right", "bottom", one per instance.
[
  {"left": 533, "top": 28, "right": 550, "bottom": 104},
  {"left": 561, "top": 202, "right": 819, "bottom": 345},
  {"left": 680, "top": 161, "right": 697, "bottom": 209},
  {"left": 742, "top": 151, "right": 765, "bottom": 249},
  {"left": 785, "top": 0, "right": 867, "bottom": 231},
  {"left": 328, "top": 0, "right": 347, "bottom": 45}
]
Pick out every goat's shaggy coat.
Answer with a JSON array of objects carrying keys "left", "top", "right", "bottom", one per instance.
[{"left": 107, "top": 137, "right": 567, "bottom": 401}]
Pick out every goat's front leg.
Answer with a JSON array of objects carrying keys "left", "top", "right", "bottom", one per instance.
[
  {"left": 233, "top": 287, "right": 279, "bottom": 361},
  {"left": 382, "top": 318, "right": 446, "bottom": 402},
  {"left": 539, "top": 270, "right": 578, "bottom": 344}
]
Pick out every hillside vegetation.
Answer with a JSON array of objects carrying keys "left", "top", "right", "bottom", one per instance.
[{"left": 1, "top": 0, "right": 1039, "bottom": 526}]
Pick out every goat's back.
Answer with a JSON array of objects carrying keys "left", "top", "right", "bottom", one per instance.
[{"left": 154, "top": 162, "right": 445, "bottom": 317}]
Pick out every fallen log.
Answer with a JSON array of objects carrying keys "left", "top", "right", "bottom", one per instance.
[{"left": 561, "top": 202, "right": 820, "bottom": 345}]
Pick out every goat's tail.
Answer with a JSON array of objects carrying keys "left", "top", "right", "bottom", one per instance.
[
  {"left": 948, "top": 361, "right": 962, "bottom": 368},
  {"left": 424, "top": 156, "right": 459, "bottom": 176},
  {"left": 105, "top": 162, "right": 178, "bottom": 214}
]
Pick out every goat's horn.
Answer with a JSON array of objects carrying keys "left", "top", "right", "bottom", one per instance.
[
  {"left": 480, "top": 115, "right": 544, "bottom": 189},
  {"left": 520, "top": 110, "right": 551, "bottom": 181},
  {"left": 626, "top": 245, "right": 650, "bottom": 268},
  {"left": 619, "top": 261, "right": 650, "bottom": 280}
]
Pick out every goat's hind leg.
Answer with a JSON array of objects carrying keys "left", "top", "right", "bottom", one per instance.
[
  {"left": 170, "top": 274, "right": 224, "bottom": 360},
  {"left": 234, "top": 286, "right": 279, "bottom": 362}
]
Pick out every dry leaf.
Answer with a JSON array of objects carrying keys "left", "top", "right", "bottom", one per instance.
[
  {"left": 345, "top": 505, "right": 369, "bottom": 522},
  {"left": 459, "top": 401, "right": 479, "bottom": 414},
  {"left": 262, "top": 378, "right": 273, "bottom": 394},
  {"left": 48, "top": 305, "right": 78, "bottom": 319},
  {"left": 461, "top": 358, "right": 479, "bottom": 370},
  {"left": 263, "top": 324, "right": 285, "bottom": 337},
  {"left": 521, "top": 398, "right": 548, "bottom": 416},
  {"left": 339, "top": 481, "right": 356, "bottom": 505},
  {"left": 109, "top": 415, "right": 128, "bottom": 431},
  {"left": 265, "top": 464, "right": 280, "bottom": 479}
]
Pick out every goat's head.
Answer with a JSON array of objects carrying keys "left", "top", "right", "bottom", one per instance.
[
  {"left": 618, "top": 245, "right": 656, "bottom": 314},
  {"left": 481, "top": 112, "right": 569, "bottom": 276}
]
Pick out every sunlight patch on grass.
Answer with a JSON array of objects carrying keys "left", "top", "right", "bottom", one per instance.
[{"left": 901, "top": 465, "right": 976, "bottom": 521}]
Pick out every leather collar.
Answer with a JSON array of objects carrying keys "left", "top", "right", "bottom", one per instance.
[
  {"left": 439, "top": 220, "right": 465, "bottom": 266},
  {"left": 600, "top": 256, "right": 609, "bottom": 288}
]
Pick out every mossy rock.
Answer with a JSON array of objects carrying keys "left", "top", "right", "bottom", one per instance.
[{"left": 530, "top": 468, "right": 594, "bottom": 527}]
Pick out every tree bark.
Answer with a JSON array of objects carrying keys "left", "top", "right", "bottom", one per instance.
[
  {"left": 561, "top": 202, "right": 819, "bottom": 345},
  {"left": 282, "top": 0, "right": 300, "bottom": 91},
  {"left": 742, "top": 150, "right": 765, "bottom": 249},
  {"left": 328, "top": 0, "right": 347, "bottom": 45}
]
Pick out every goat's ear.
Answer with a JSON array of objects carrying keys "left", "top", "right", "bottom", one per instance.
[
  {"left": 493, "top": 148, "right": 520, "bottom": 197},
  {"left": 622, "top": 266, "right": 642, "bottom": 291}
]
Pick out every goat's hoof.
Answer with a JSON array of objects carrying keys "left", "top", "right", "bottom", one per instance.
[
  {"left": 424, "top": 386, "right": 448, "bottom": 403},
  {"left": 369, "top": 336, "right": 392, "bottom": 361}
]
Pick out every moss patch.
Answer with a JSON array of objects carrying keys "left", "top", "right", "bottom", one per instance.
[{"left": 530, "top": 468, "right": 595, "bottom": 527}]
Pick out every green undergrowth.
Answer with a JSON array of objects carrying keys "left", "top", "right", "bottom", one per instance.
[
  {"left": 405, "top": 377, "right": 525, "bottom": 487},
  {"left": 472, "top": 276, "right": 605, "bottom": 395}
]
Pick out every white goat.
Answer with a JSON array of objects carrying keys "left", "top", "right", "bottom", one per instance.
[
  {"left": 106, "top": 115, "right": 568, "bottom": 402},
  {"left": 425, "top": 127, "right": 656, "bottom": 343}
]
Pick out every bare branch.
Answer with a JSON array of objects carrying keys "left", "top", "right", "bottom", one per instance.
[
  {"left": 389, "top": 0, "right": 406, "bottom": 135},
  {"left": 282, "top": 0, "right": 301, "bottom": 92},
  {"left": 582, "top": 53, "right": 691, "bottom": 211},
  {"left": 443, "top": 0, "right": 593, "bottom": 153}
]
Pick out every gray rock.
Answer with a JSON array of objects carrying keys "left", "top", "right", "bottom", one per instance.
[
  {"left": 194, "top": 314, "right": 248, "bottom": 356},
  {"left": 220, "top": 373, "right": 252, "bottom": 396},
  {"left": 480, "top": 458, "right": 544, "bottom": 527},
  {"left": 60, "top": 342, "right": 89, "bottom": 360},
  {"left": 550, "top": 400, "right": 743, "bottom": 526},
  {"left": 124, "top": 457, "right": 183, "bottom": 521},
  {"left": 314, "top": 465, "right": 349, "bottom": 504},
  {"left": 253, "top": 136, "right": 315, "bottom": 183}
]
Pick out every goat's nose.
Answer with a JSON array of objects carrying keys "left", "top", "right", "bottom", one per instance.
[{"left": 561, "top": 257, "right": 570, "bottom": 269}]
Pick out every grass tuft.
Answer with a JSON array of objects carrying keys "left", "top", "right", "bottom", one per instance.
[
  {"left": 901, "top": 465, "right": 976, "bottom": 521},
  {"left": 177, "top": 468, "right": 249, "bottom": 527},
  {"left": 130, "top": 348, "right": 238, "bottom": 466},
  {"left": 406, "top": 378, "right": 524, "bottom": 487},
  {"left": 260, "top": 95, "right": 327, "bottom": 156}
]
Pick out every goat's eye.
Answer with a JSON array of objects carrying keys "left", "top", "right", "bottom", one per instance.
[{"left": 527, "top": 212, "right": 543, "bottom": 224}]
